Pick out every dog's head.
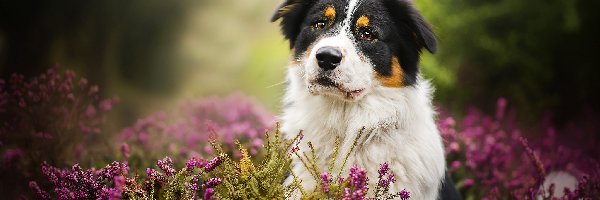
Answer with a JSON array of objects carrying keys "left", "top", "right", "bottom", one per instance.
[{"left": 272, "top": 0, "right": 436, "bottom": 101}]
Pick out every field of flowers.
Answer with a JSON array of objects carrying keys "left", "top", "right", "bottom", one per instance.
[{"left": 1, "top": 67, "right": 598, "bottom": 199}]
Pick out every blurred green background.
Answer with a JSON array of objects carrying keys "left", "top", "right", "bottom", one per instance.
[{"left": 1, "top": 0, "right": 599, "bottom": 130}]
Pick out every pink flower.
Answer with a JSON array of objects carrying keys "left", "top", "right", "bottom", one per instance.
[
  {"left": 399, "top": 189, "right": 411, "bottom": 200},
  {"left": 203, "top": 188, "right": 215, "bottom": 200},
  {"left": 463, "top": 179, "right": 474, "bottom": 188},
  {"left": 2, "top": 148, "right": 23, "bottom": 168},
  {"left": 157, "top": 157, "right": 176, "bottom": 177},
  {"left": 185, "top": 157, "right": 207, "bottom": 172},
  {"left": 321, "top": 172, "right": 331, "bottom": 193},
  {"left": 450, "top": 161, "right": 461, "bottom": 171},
  {"left": 205, "top": 177, "right": 222, "bottom": 187},
  {"left": 120, "top": 143, "right": 130, "bottom": 158},
  {"left": 204, "top": 156, "right": 222, "bottom": 172},
  {"left": 29, "top": 181, "right": 50, "bottom": 200}
]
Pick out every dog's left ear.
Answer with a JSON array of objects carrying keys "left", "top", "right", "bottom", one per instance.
[
  {"left": 409, "top": 8, "right": 437, "bottom": 53},
  {"left": 386, "top": 0, "right": 437, "bottom": 53}
]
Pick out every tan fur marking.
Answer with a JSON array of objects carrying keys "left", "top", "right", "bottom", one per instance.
[
  {"left": 377, "top": 56, "right": 404, "bottom": 87},
  {"left": 356, "top": 16, "right": 370, "bottom": 28},
  {"left": 289, "top": 39, "right": 319, "bottom": 67},
  {"left": 324, "top": 6, "right": 336, "bottom": 20}
]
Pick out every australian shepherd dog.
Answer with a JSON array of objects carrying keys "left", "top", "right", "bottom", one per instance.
[{"left": 271, "top": 0, "right": 460, "bottom": 199}]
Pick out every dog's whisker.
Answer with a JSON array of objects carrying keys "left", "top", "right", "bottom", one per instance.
[{"left": 265, "top": 81, "right": 287, "bottom": 89}]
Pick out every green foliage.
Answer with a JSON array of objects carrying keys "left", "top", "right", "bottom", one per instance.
[
  {"left": 211, "top": 123, "right": 298, "bottom": 199},
  {"left": 415, "top": 0, "right": 600, "bottom": 120}
]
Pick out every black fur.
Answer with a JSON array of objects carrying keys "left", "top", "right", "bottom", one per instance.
[
  {"left": 439, "top": 171, "right": 462, "bottom": 200},
  {"left": 272, "top": 0, "right": 348, "bottom": 59},
  {"left": 271, "top": 0, "right": 316, "bottom": 49},
  {"left": 361, "top": 0, "right": 437, "bottom": 85},
  {"left": 272, "top": 0, "right": 437, "bottom": 86}
]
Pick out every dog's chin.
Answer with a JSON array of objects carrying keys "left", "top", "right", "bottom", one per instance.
[{"left": 307, "top": 83, "right": 366, "bottom": 102}]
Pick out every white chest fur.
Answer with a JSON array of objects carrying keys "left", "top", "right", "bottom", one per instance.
[{"left": 280, "top": 68, "right": 446, "bottom": 200}]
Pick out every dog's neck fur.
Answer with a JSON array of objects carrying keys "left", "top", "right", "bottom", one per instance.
[{"left": 281, "top": 67, "right": 446, "bottom": 200}]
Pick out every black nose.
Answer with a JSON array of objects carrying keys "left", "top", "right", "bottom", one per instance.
[{"left": 316, "top": 47, "right": 342, "bottom": 71}]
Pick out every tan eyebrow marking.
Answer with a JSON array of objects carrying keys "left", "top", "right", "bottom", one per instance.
[
  {"left": 324, "top": 5, "right": 336, "bottom": 20},
  {"left": 376, "top": 56, "right": 404, "bottom": 88},
  {"left": 356, "top": 15, "right": 370, "bottom": 29}
]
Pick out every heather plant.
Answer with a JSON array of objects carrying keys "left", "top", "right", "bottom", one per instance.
[
  {"left": 440, "top": 98, "right": 600, "bottom": 199},
  {"left": 118, "top": 93, "right": 274, "bottom": 169},
  {"left": 31, "top": 154, "right": 225, "bottom": 200},
  {"left": 209, "top": 123, "right": 298, "bottom": 199},
  {"left": 31, "top": 123, "right": 413, "bottom": 199},
  {"left": 289, "top": 128, "right": 411, "bottom": 200},
  {"left": 30, "top": 161, "right": 129, "bottom": 199},
  {"left": 0, "top": 66, "right": 118, "bottom": 197},
  {"left": 206, "top": 124, "right": 411, "bottom": 199}
]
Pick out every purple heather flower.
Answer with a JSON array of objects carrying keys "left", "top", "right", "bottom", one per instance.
[
  {"left": 188, "top": 174, "right": 201, "bottom": 191},
  {"left": 157, "top": 157, "right": 176, "bottom": 177},
  {"left": 378, "top": 173, "right": 396, "bottom": 189},
  {"left": 0, "top": 66, "right": 132, "bottom": 199},
  {"left": 495, "top": 98, "right": 507, "bottom": 120},
  {"left": 321, "top": 172, "right": 331, "bottom": 193},
  {"left": 114, "top": 175, "right": 125, "bottom": 189},
  {"left": 85, "top": 105, "right": 97, "bottom": 117},
  {"left": 116, "top": 93, "right": 273, "bottom": 163},
  {"left": 38, "top": 161, "right": 129, "bottom": 199},
  {"left": 78, "top": 78, "right": 88, "bottom": 88},
  {"left": 377, "top": 162, "right": 397, "bottom": 189},
  {"left": 104, "top": 176, "right": 125, "bottom": 200},
  {"left": 88, "top": 85, "right": 99, "bottom": 96},
  {"left": 2, "top": 148, "right": 23, "bottom": 168},
  {"left": 348, "top": 165, "right": 368, "bottom": 189},
  {"left": 204, "top": 156, "right": 222, "bottom": 172},
  {"left": 450, "top": 161, "right": 461, "bottom": 171},
  {"left": 101, "top": 161, "right": 129, "bottom": 179},
  {"left": 342, "top": 187, "right": 352, "bottom": 200},
  {"left": 99, "top": 97, "right": 118, "bottom": 112},
  {"left": 120, "top": 143, "right": 130, "bottom": 158},
  {"left": 448, "top": 142, "right": 460, "bottom": 153},
  {"left": 519, "top": 137, "right": 546, "bottom": 182},
  {"left": 341, "top": 165, "right": 369, "bottom": 200},
  {"left": 203, "top": 188, "right": 215, "bottom": 200},
  {"left": 378, "top": 162, "right": 390, "bottom": 178},
  {"left": 204, "top": 145, "right": 214, "bottom": 154},
  {"left": 146, "top": 168, "right": 165, "bottom": 184},
  {"left": 463, "top": 179, "right": 474, "bottom": 188},
  {"left": 205, "top": 177, "right": 222, "bottom": 187},
  {"left": 186, "top": 157, "right": 207, "bottom": 172},
  {"left": 29, "top": 181, "right": 50, "bottom": 200},
  {"left": 399, "top": 189, "right": 411, "bottom": 200}
]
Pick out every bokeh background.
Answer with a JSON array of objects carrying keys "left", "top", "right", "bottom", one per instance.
[
  {"left": 1, "top": 0, "right": 600, "bottom": 198},
  {"left": 1, "top": 0, "right": 290, "bottom": 130},
  {"left": 3, "top": 0, "right": 599, "bottom": 128}
]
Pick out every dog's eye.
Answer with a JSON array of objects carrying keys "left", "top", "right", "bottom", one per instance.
[
  {"left": 312, "top": 20, "right": 327, "bottom": 30},
  {"left": 357, "top": 27, "right": 375, "bottom": 41}
]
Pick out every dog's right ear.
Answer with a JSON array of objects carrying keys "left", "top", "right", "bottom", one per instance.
[
  {"left": 271, "top": 0, "right": 312, "bottom": 48},
  {"left": 270, "top": 0, "right": 300, "bottom": 22}
]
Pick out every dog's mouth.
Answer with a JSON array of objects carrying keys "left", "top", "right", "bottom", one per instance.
[
  {"left": 312, "top": 77, "right": 365, "bottom": 100},
  {"left": 315, "top": 77, "right": 336, "bottom": 87}
]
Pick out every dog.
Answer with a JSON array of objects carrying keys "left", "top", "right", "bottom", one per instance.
[{"left": 271, "top": 0, "right": 460, "bottom": 199}]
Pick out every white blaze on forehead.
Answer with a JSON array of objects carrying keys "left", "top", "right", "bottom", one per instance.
[{"left": 342, "top": 0, "right": 362, "bottom": 33}]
